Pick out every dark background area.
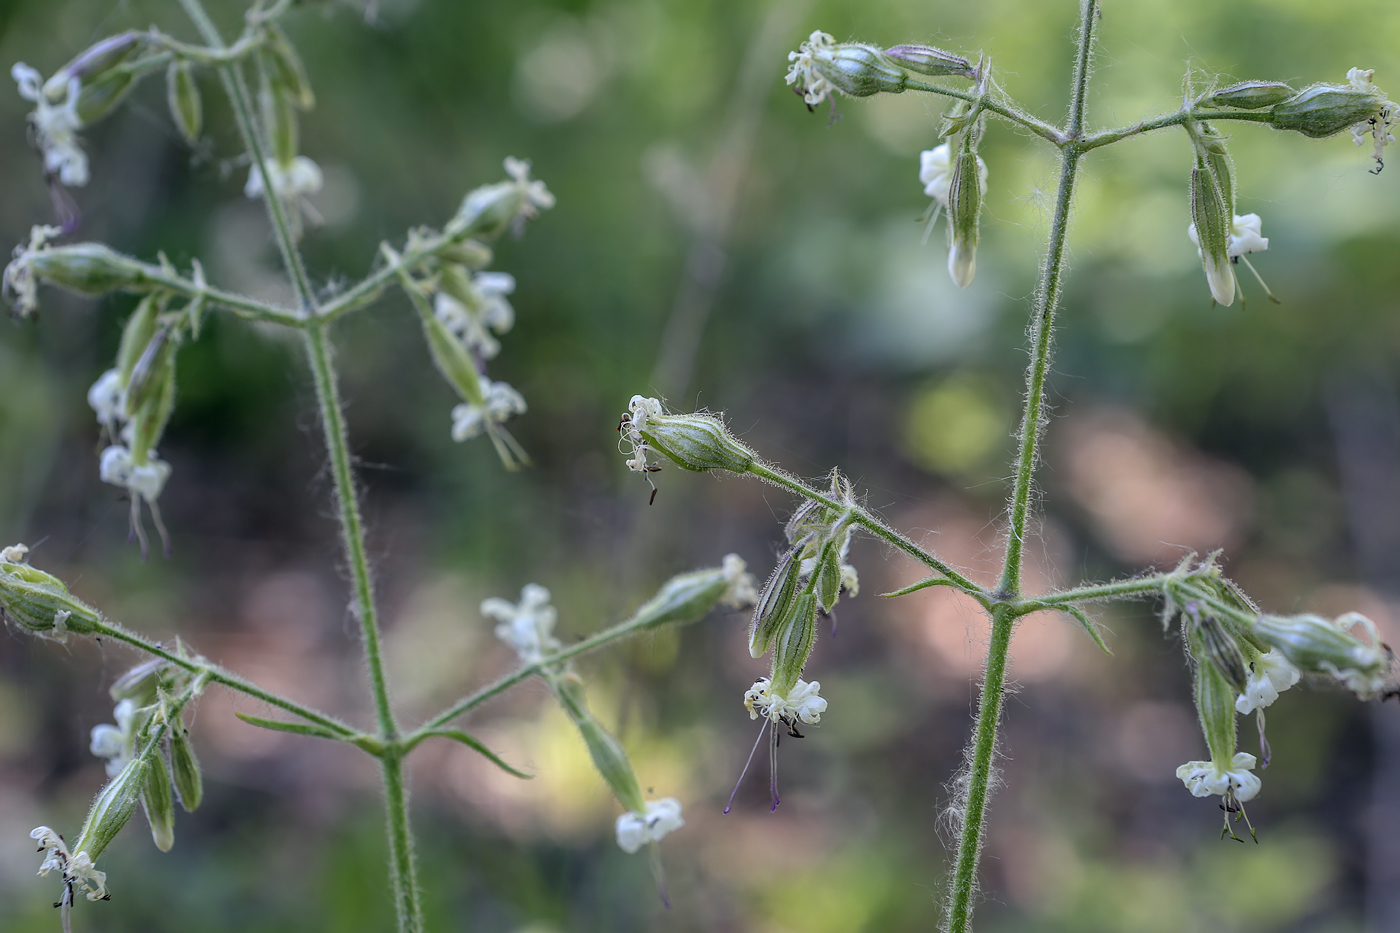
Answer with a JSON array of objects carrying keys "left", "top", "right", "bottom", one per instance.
[{"left": 1, "top": 0, "right": 1399, "bottom": 930}]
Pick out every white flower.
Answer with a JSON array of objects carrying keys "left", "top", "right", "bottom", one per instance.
[
  {"left": 89, "top": 699, "right": 138, "bottom": 778},
  {"left": 1, "top": 543, "right": 28, "bottom": 564},
  {"left": 12, "top": 64, "right": 88, "bottom": 186},
  {"left": 503, "top": 156, "right": 556, "bottom": 221},
  {"left": 614, "top": 797, "right": 685, "bottom": 854},
  {"left": 1187, "top": 212, "right": 1270, "bottom": 306},
  {"left": 744, "top": 677, "right": 827, "bottom": 725},
  {"left": 1235, "top": 649, "right": 1301, "bottom": 714},
  {"left": 31, "top": 826, "right": 108, "bottom": 901},
  {"left": 244, "top": 155, "right": 323, "bottom": 201},
  {"left": 919, "top": 143, "right": 988, "bottom": 208},
  {"left": 99, "top": 445, "right": 171, "bottom": 502},
  {"left": 482, "top": 583, "right": 560, "bottom": 663},
  {"left": 87, "top": 368, "right": 126, "bottom": 428},
  {"left": 434, "top": 292, "right": 500, "bottom": 359},
  {"left": 619, "top": 395, "right": 663, "bottom": 473},
  {"left": 1176, "top": 752, "right": 1261, "bottom": 801},
  {"left": 1347, "top": 67, "right": 1396, "bottom": 168},
  {"left": 474, "top": 272, "right": 517, "bottom": 333},
  {"left": 450, "top": 380, "right": 527, "bottom": 442},
  {"left": 433, "top": 272, "right": 516, "bottom": 360},
  {"left": 786, "top": 31, "right": 838, "bottom": 107},
  {"left": 3, "top": 224, "right": 61, "bottom": 319},
  {"left": 719, "top": 553, "right": 758, "bottom": 609}
]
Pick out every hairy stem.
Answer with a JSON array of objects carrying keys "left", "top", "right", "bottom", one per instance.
[
  {"left": 747, "top": 462, "right": 987, "bottom": 600},
  {"left": 945, "top": 4, "right": 1098, "bottom": 932},
  {"left": 92, "top": 619, "right": 357, "bottom": 736},
  {"left": 902, "top": 78, "right": 1067, "bottom": 146},
  {"left": 1020, "top": 573, "right": 1174, "bottom": 610},
  {"left": 178, "top": 2, "right": 422, "bottom": 929}
]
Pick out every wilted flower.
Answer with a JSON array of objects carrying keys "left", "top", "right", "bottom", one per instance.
[
  {"left": 12, "top": 64, "right": 88, "bottom": 186},
  {"left": 2, "top": 224, "right": 62, "bottom": 318},
  {"left": 1176, "top": 751, "right": 1261, "bottom": 801},
  {"left": 1235, "top": 649, "right": 1301, "bottom": 714},
  {"left": 1346, "top": 67, "right": 1396, "bottom": 169},
  {"left": 482, "top": 583, "right": 560, "bottom": 664},
  {"left": 615, "top": 797, "right": 685, "bottom": 854},
  {"left": 450, "top": 380, "right": 527, "bottom": 442}
]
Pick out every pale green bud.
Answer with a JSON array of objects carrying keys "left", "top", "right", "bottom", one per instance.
[
  {"left": 116, "top": 294, "right": 161, "bottom": 388},
  {"left": 43, "top": 32, "right": 142, "bottom": 101},
  {"left": 0, "top": 549, "right": 100, "bottom": 639},
  {"left": 109, "top": 659, "right": 166, "bottom": 707},
  {"left": 437, "top": 239, "right": 493, "bottom": 270},
  {"left": 815, "top": 45, "right": 908, "bottom": 98},
  {"left": 166, "top": 61, "right": 202, "bottom": 144},
  {"left": 550, "top": 674, "right": 646, "bottom": 812},
  {"left": 260, "top": 74, "right": 299, "bottom": 167},
  {"left": 75, "top": 68, "right": 138, "bottom": 125},
  {"left": 750, "top": 548, "right": 800, "bottom": 658},
  {"left": 169, "top": 726, "right": 203, "bottom": 812},
  {"left": 124, "top": 324, "right": 176, "bottom": 420},
  {"left": 73, "top": 756, "right": 148, "bottom": 861},
  {"left": 262, "top": 24, "right": 314, "bottom": 110},
  {"left": 27, "top": 243, "right": 148, "bottom": 297},
  {"left": 815, "top": 540, "right": 844, "bottom": 614},
  {"left": 437, "top": 263, "right": 481, "bottom": 311},
  {"left": 883, "top": 45, "right": 975, "bottom": 79},
  {"left": 420, "top": 305, "right": 486, "bottom": 406},
  {"left": 1207, "top": 81, "right": 1294, "bottom": 110},
  {"left": 627, "top": 400, "right": 755, "bottom": 474},
  {"left": 1270, "top": 84, "right": 1385, "bottom": 138},
  {"left": 630, "top": 559, "right": 751, "bottom": 632},
  {"left": 1253, "top": 613, "right": 1391, "bottom": 698},
  {"left": 770, "top": 592, "right": 818, "bottom": 697},
  {"left": 1188, "top": 161, "right": 1233, "bottom": 306},
  {"left": 1189, "top": 613, "right": 1249, "bottom": 692},
  {"left": 448, "top": 159, "right": 556, "bottom": 241},
  {"left": 946, "top": 134, "right": 983, "bottom": 289},
  {"left": 141, "top": 751, "right": 176, "bottom": 852},
  {"left": 1190, "top": 630, "right": 1240, "bottom": 769}
]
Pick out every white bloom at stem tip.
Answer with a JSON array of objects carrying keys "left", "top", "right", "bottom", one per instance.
[
  {"left": 12, "top": 64, "right": 88, "bottom": 187},
  {"left": 88, "top": 368, "right": 125, "bottom": 429},
  {"left": 31, "top": 826, "right": 108, "bottom": 901},
  {"left": 1235, "top": 649, "right": 1301, "bottom": 714},
  {"left": 1187, "top": 212, "right": 1270, "bottom": 306},
  {"left": 615, "top": 797, "right": 685, "bottom": 854},
  {"left": 1176, "top": 752, "right": 1261, "bottom": 801},
  {"left": 504, "top": 156, "right": 557, "bottom": 221},
  {"left": 619, "top": 395, "right": 663, "bottom": 473},
  {"left": 1347, "top": 67, "right": 1396, "bottom": 168},
  {"left": 482, "top": 583, "right": 560, "bottom": 663},
  {"left": 450, "top": 381, "right": 527, "bottom": 442},
  {"left": 89, "top": 699, "right": 139, "bottom": 778},
  {"left": 744, "top": 677, "right": 827, "bottom": 725},
  {"left": 785, "top": 31, "right": 838, "bottom": 107},
  {"left": 3, "top": 224, "right": 62, "bottom": 319}
]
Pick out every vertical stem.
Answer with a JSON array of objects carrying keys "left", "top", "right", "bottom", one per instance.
[
  {"left": 945, "top": 4, "right": 1098, "bottom": 932},
  {"left": 943, "top": 605, "right": 1015, "bottom": 933},
  {"left": 177, "top": 3, "right": 423, "bottom": 929}
]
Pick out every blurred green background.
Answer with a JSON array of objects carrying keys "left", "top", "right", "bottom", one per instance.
[{"left": 1, "top": 0, "right": 1399, "bottom": 930}]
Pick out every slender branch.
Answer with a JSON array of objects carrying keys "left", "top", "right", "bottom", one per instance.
[
  {"left": 903, "top": 78, "right": 1067, "bottom": 146},
  {"left": 380, "top": 754, "right": 425, "bottom": 933},
  {"left": 1019, "top": 572, "right": 1173, "bottom": 611},
  {"left": 1081, "top": 106, "right": 1276, "bottom": 151},
  {"left": 317, "top": 230, "right": 456, "bottom": 324},
  {"left": 140, "top": 265, "right": 302, "bottom": 325},
  {"left": 146, "top": 29, "right": 263, "bottom": 65},
  {"left": 92, "top": 619, "right": 357, "bottom": 736},
  {"left": 746, "top": 462, "right": 988, "bottom": 601}
]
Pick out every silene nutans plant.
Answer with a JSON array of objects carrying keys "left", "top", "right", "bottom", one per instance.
[{"left": 2, "top": 0, "right": 1398, "bottom": 931}]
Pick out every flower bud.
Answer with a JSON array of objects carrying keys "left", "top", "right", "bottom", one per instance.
[
  {"left": 27, "top": 243, "right": 148, "bottom": 297},
  {"left": 42, "top": 32, "right": 143, "bottom": 100},
  {"left": 750, "top": 548, "right": 800, "bottom": 658},
  {"left": 637, "top": 409, "right": 755, "bottom": 474},
  {"left": 166, "top": 61, "right": 202, "bottom": 144},
  {"left": 437, "top": 239, "right": 493, "bottom": 270},
  {"left": 448, "top": 159, "right": 555, "bottom": 241},
  {"left": 0, "top": 552, "right": 100, "bottom": 639},
  {"left": 1270, "top": 83, "right": 1385, "bottom": 138},
  {"left": 630, "top": 560, "right": 752, "bottom": 632},
  {"left": 124, "top": 324, "right": 176, "bottom": 421},
  {"left": 1190, "top": 633, "right": 1240, "bottom": 769},
  {"left": 141, "top": 751, "right": 176, "bottom": 852},
  {"left": 109, "top": 659, "right": 166, "bottom": 707},
  {"left": 169, "top": 726, "right": 203, "bottom": 812},
  {"left": 815, "top": 540, "right": 844, "bottom": 613},
  {"left": 1188, "top": 161, "right": 1234, "bottom": 306},
  {"left": 883, "top": 45, "right": 975, "bottom": 78},
  {"left": 420, "top": 305, "right": 486, "bottom": 407},
  {"left": 1189, "top": 612, "right": 1249, "bottom": 692},
  {"left": 550, "top": 674, "right": 646, "bottom": 813},
  {"left": 260, "top": 74, "right": 299, "bottom": 167},
  {"left": 117, "top": 293, "right": 161, "bottom": 388},
  {"left": 1253, "top": 613, "right": 1391, "bottom": 698},
  {"left": 1207, "top": 81, "right": 1294, "bottom": 110},
  {"left": 814, "top": 45, "right": 908, "bottom": 98},
  {"left": 262, "top": 24, "right": 314, "bottom": 110},
  {"left": 770, "top": 592, "right": 818, "bottom": 697},
  {"left": 946, "top": 135, "right": 983, "bottom": 289},
  {"left": 73, "top": 756, "right": 148, "bottom": 861},
  {"left": 437, "top": 263, "right": 481, "bottom": 311}
]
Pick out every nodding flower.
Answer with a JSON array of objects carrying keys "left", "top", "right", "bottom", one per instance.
[
  {"left": 12, "top": 64, "right": 88, "bottom": 187},
  {"left": 726, "top": 677, "right": 827, "bottom": 815}
]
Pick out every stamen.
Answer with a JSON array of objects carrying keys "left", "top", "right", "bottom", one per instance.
[
  {"left": 149, "top": 500, "right": 172, "bottom": 560},
  {"left": 724, "top": 718, "right": 769, "bottom": 814},
  {"left": 1239, "top": 254, "right": 1280, "bottom": 304},
  {"left": 769, "top": 719, "right": 781, "bottom": 812},
  {"left": 920, "top": 203, "right": 944, "bottom": 245},
  {"left": 129, "top": 498, "right": 149, "bottom": 561},
  {"left": 647, "top": 841, "right": 672, "bottom": 910},
  {"left": 1255, "top": 708, "right": 1271, "bottom": 768}
]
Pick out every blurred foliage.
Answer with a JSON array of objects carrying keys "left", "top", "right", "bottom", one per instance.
[{"left": 1, "top": 0, "right": 1398, "bottom": 930}]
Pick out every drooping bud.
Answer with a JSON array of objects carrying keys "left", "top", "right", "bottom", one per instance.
[
  {"left": 1188, "top": 159, "right": 1234, "bottom": 306},
  {"left": 116, "top": 293, "right": 161, "bottom": 388},
  {"left": 260, "top": 70, "right": 299, "bottom": 167},
  {"left": 815, "top": 539, "right": 844, "bottom": 613},
  {"left": 1253, "top": 613, "right": 1391, "bottom": 699},
  {"left": 945, "top": 131, "right": 983, "bottom": 288},
  {"left": 1207, "top": 80, "right": 1294, "bottom": 110},
  {"left": 109, "top": 658, "right": 166, "bottom": 707},
  {"left": 750, "top": 547, "right": 800, "bottom": 658},
  {"left": 123, "top": 324, "right": 176, "bottom": 421},
  {"left": 0, "top": 549, "right": 101, "bottom": 639},
  {"left": 437, "top": 239, "right": 493, "bottom": 270},
  {"left": 770, "top": 592, "right": 819, "bottom": 697},
  {"left": 419, "top": 302, "right": 486, "bottom": 407},
  {"left": 43, "top": 32, "right": 143, "bottom": 100},
  {"left": 73, "top": 756, "right": 148, "bottom": 861},
  {"left": 166, "top": 61, "right": 202, "bottom": 144},
  {"left": 1189, "top": 625, "right": 1241, "bottom": 771},
  {"left": 630, "top": 556, "right": 756, "bottom": 632},
  {"left": 75, "top": 68, "right": 139, "bottom": 125},
  {"left": 549, "top": 673, "right": 646, "bottom": 813},
  {"left": 26, "top": 243, "right": 148, "bottom": 297},
  {"left": 1270, "top": 83, "right": 1387, "bottom": 138},
  {"left": 141, "top": 750, "right": 176, "bottom": 852},
  {"left": 262, "top": 24, "right": 314, "bottom": 110},
  {"left": 169, "top": 726, "right": 203, "bottom": 812},
  {"left": 883, "top": 45, "right": 975, "bottom": 79}
]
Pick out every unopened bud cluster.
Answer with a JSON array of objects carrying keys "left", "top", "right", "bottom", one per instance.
[{"left": 785, "top": 32, "right": 975, "bottom": 109}]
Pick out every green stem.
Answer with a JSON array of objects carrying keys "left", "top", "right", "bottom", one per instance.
[
  {"left": 140, "top": 265, "right": 301, "bottom": 325},
  {"left": 1019, "top": 573, "right": 1173, "bottom": 611},
  {"left": 318, "top": 230, "right": 458, "bottom": 323},
  {"left": 381, "top": 754, "right": 425, "bottom": 933},
  {"left": 902, "top": 78, "right": 1067, "bottom": 146},
  {"left": 747, "top": 462, "right": 987, "bottom": 600},
  {"left": 943, "top": 604, "right": 1015, "bottom": 933},
  {"left": 92, "top": 619, "right": 356, "bottom": 736},
  {"left": 1081, "top": 106, "right": 1275, "bottom": 151}
]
